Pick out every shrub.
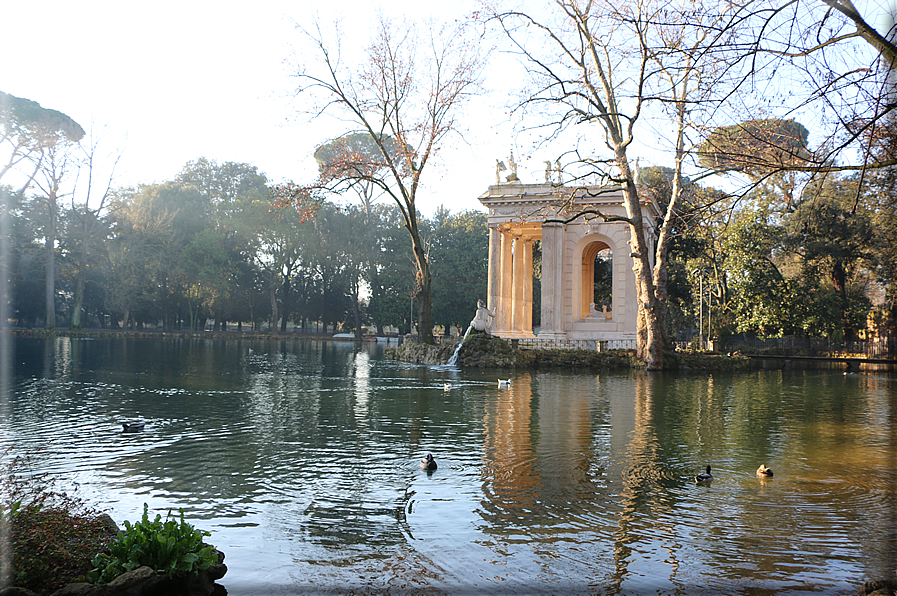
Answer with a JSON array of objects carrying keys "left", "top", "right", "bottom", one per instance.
[
  {"left": 0, "top": 451, "right": 117, "bottom": 594},
  {"left": 89, "top": 503, "right": 218, "bottom": 584}
]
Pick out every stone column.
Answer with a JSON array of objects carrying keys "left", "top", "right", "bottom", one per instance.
[
  {"left": 511, "top": 234, "right": 525, "bottom": 336},
  {"left": 523, "top": 238, "right": 534, "bottom": 336},
  {"left": 539, "top": 221, "right": 566, "bottom": 339},
  {"left": 498, "top": 228, "right": 514, "bottom": 334},
  {"left": 487, "top": 224, "right": 501, "bottom": 317}
]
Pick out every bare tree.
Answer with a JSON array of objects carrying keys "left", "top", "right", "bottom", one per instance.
[
  {"left": 32, "top": 141, "right": 79, "bottom": 328},
  {"left": 290, "top": 14, "right": 485, "bottom": 344},
  {"left": 720, "top": 0, "right": 897, "bottom": 175},
  {"left": 68, "top": 126, "right": 122, "bottom": 328},
  {"left": 490, "top": 0, "right": 732, "bottom": 368},
  {"left": 643, "top": 3, "right": 737, "bottom": 333}
]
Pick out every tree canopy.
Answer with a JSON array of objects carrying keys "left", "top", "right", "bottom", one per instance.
[
  {"left": 313, "top": 133, "right": 408, "bottom": 180},
  {"left": 697, "top": 119, "right": 812, "bottom": 179},
  {"left": 0, "top": 91, "right": 85, "bottom": 146}
]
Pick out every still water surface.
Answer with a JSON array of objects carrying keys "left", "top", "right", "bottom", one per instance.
[{"left": 4, "top": 337, "right": 896, "bottom": 595}]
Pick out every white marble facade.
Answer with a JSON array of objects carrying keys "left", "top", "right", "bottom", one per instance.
[{"left": 478, "top": 182, "right": 658, "bottom": 343}]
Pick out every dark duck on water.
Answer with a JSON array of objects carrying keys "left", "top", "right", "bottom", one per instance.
[
  {"left": 695, "top": 465, "right": 713, "bottom": 483},
  {"left": 420, "top": 453, "right": 437, "bottom": 470}
]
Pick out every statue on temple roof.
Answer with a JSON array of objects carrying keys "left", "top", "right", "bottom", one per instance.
[
  {"left": 506, "top": 150, "right": 519, "bottom": 182},
  {"left": 495, "top": 159, "right": 507, "bottom": 185}
]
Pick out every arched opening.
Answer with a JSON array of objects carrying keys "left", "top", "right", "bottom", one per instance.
[{"left": 581, "top": 241, "right": 613, "bottom": 319}]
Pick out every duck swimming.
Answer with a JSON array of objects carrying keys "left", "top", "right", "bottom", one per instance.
[
  {"left": 121, "top": 421, "right": 145, "bottom": 432},
  {"left": 756, "top": 464, "right": 774, "bottom": 477},
  {"left": 420, "top": 453, "right": 438, "bottom": 470},
  {"left": 498, "top": 379, "right": 511, "bottom": 387},
  {"left": 695, "top": 465, "right": 713, "bottom": 483}
]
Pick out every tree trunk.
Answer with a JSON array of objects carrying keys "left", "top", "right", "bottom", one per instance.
[
  {"left": 71, "top": 217, "right": 88, "bottom": 328},
  {"left": 268, "top": 270, "right": 278, "bottom": 333},
  {"left": 351, "top": 273, "right": 363, "bottom": 340},
  {"left": 280, "top": 278, "right": 290, "bottom": 332},
  {"left": 648, "top": 98, "right": 690, "bottom": 359},
  {"left": 617, "top": 154, "right": 665, "bottom": 370},
  {"left": 71, "top": 271, "right": 85, "bottom": 328},
  {"left": 832, "top": 261, "right": 853, "bottom": 340},
  {"left": 409, "top": 229, "right": 434, "bottom": 345},
  {"left": 417, "top": 283, "right": 434, "bottom": 346},
  {"left": 44, "top": 195, "right": 57, "bottom": 329},
  {"left": 367, "top": 263, "right": 385, "bottom": 336},
  {"left": 71, "top": 208, "right": 99, "bottom": 329}
]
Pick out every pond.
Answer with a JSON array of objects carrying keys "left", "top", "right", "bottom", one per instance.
[{"left": 4, "top": 336, "right": 896, "bottom": 595}]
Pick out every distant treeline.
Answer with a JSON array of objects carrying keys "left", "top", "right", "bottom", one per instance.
[
  {"left": 5, "top": 158, "right": 490, "bottom": 335},
  {"left": 6, "top": 157, "right": 895, "bottom": 343}
]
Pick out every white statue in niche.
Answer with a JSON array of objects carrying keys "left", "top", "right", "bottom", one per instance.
[
  {"left": 471, "top": 299, "right": 494, "bottom": 333},
  {"left": 588, "top": 302, "right": 613, "bottom": 320}
]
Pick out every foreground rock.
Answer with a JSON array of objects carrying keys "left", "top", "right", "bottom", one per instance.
[
  {"left": 859, "top": 579, "right": 897, "bottom": 596},
  {"left": 0, "top": 550, "right": 226, "bottom": 596}
]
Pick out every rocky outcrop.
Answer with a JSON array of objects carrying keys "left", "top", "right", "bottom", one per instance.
[
  {"left": 859, "top": 579, "right": 897, "bottom": 596},
  {"left": 386, "top": 333, "right": 754, "bottom": 371},
  {"left": 387, "top": 333, "right": 634, "bottom": 369},
  {"left": 0, "top": 549, "right": 226, "bottom": 596},
  {"left": 385, "top": 340, "right": 457, "bottom": 365},
  {"left": 384, "top": 333, "right": 517, "bottom": 367},
  {"left": 455, "top": 333, "right": 517, "bottom": 368}
]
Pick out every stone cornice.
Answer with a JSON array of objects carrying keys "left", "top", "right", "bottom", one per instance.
[{"left": 478, "top": 183, "right": 657, "bottom": 219}]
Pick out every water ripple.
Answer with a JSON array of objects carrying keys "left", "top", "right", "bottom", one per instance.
[{"left": 6, "top": 341, "right": 896, "bottom": 595}]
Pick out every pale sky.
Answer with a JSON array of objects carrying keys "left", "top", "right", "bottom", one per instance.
[
  {"left": 3, "top": 1, "right": 892, "bottom": 214},
  {"left": 1, "top": 0, "right": 527, "bottom": 215}
]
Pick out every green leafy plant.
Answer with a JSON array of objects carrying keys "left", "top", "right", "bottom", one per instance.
[{"left": 89, "top": 504, "right": 217, "bottom": 584}]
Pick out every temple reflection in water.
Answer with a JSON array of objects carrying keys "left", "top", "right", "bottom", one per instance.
[{"left": 476, "top": 370, "right": 897, "bottom": 590}]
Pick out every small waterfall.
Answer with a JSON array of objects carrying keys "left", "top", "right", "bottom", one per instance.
[{"left": 447, "top": 325, "right": 473, "bottom": 366}]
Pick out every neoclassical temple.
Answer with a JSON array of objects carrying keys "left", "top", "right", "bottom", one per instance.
[{"left": 478, "top": 179, "right": 658, "bottom": 347}]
